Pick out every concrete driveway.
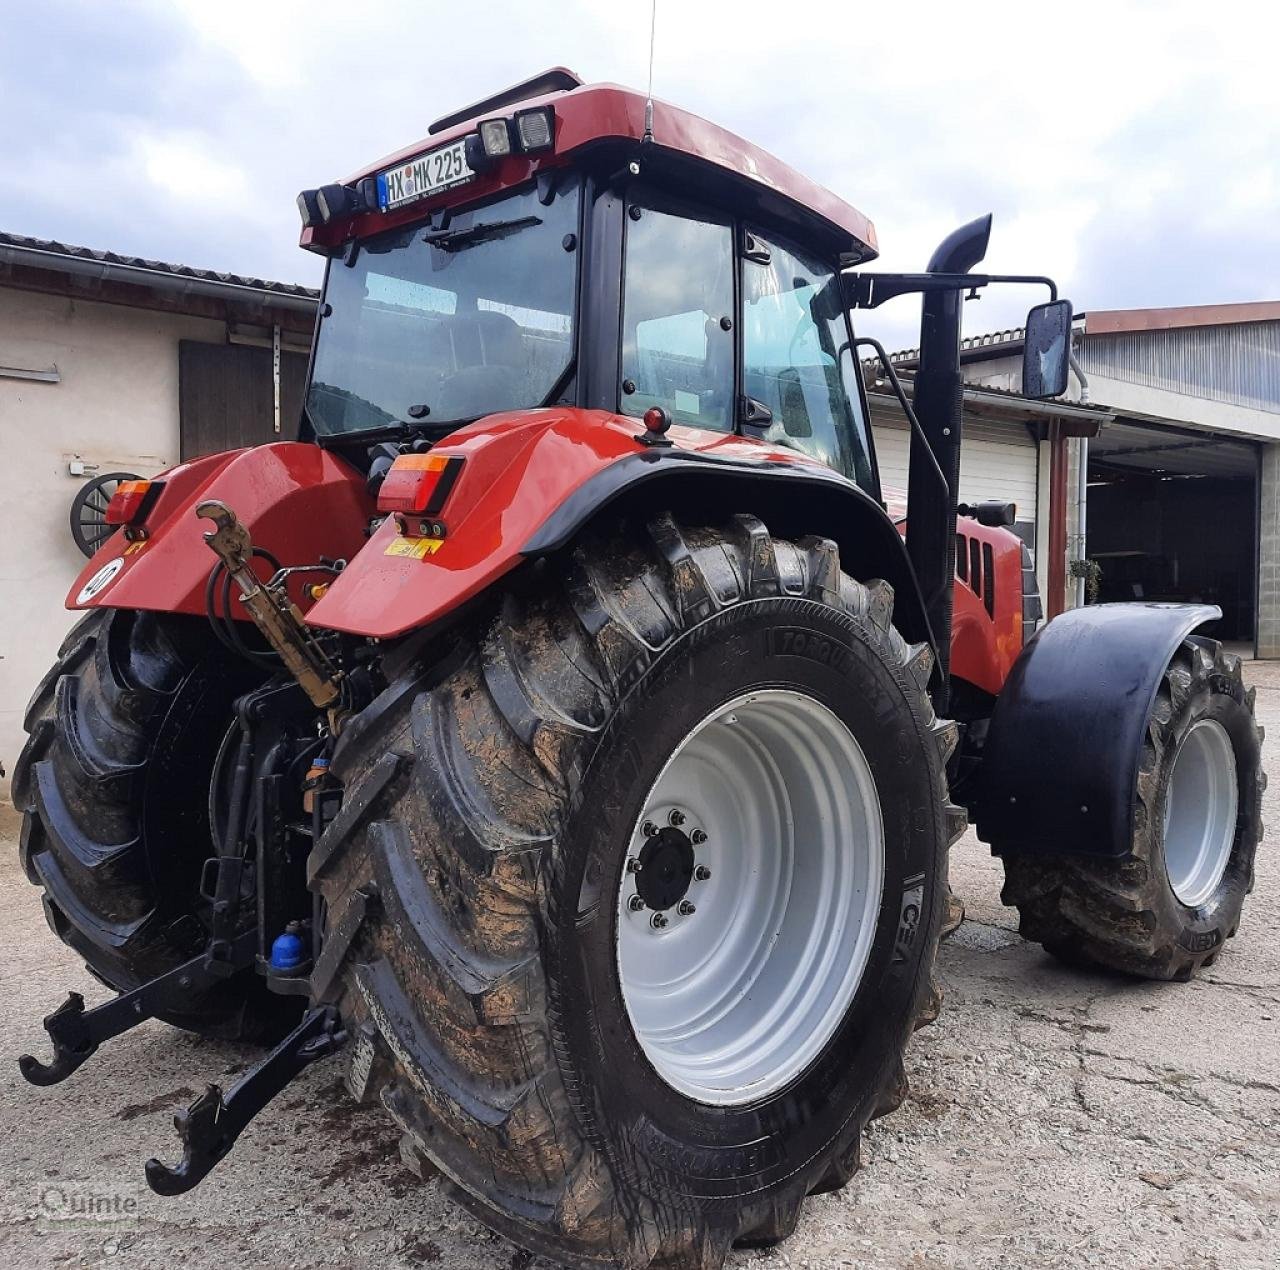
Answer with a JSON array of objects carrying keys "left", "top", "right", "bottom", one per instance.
[{"left": 2, "top": 663, "right": 1277, "bottom": 1269}]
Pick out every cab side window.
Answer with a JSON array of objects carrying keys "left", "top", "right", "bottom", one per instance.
[
  {"left": 620, "top": 203, "right": 734, "bottom": 431},
  {"left": 741, "top": 233, "right": 875, "bottom": 487}
]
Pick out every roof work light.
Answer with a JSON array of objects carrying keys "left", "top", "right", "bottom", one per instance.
[
  {"left": 513, "top": 107, "right": 554, "bottom": 152},
  {"left": 478, "top": 118, "right": 514, "bottom": 158}
]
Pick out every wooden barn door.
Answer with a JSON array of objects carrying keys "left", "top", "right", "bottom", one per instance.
[{"left": 178, "top": 341, "right": 309, "bottom": 459}]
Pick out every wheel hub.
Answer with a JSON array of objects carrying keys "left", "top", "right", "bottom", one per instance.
[
  {"left": 635, "top": 826, "right": 695, "bottom": 911},
  {"left": 1164, "top": 717, "right": 1238, "bottom": 909},
  {"left": 615, "top": 690, "right": 885, "bottom": 1107}
]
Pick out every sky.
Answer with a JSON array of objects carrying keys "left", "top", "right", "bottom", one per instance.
[{"left": 3, "top": 0, "right": 1277, "bottom": 351}]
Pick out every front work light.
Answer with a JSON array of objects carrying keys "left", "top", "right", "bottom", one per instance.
[
  {"left": 479, "top": 117, "right": 514, "bottom": 158},
  {"left": 316, "top": 183, "right": 355, "bottom": 223},
  {"left": 314, "top": 181, "right": 377, "bottom": 223},
  {"left": 377, "top": 453, "right": 465, "bottom": 517},
  {"left": 514, "top": 107, "right": 554, "bottom": 152},
  {"left": 297, "top": 189, "right": 323, "bottom": 228},
  {"left": 106, "top": 479, "right": 164, "bottom": 526}
]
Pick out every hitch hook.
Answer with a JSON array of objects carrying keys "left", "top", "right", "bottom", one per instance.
[
  {"left": 19, "top": 931, "right": 257, "bottom": 1088},
  {"left": 18, "top": 992, "right": 96, "bottom": 1086},
  {"left": 145, "top": 1005, "right": 345, "bottom": 1196}
]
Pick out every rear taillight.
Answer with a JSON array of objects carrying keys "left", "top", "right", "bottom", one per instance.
[
  {"left": 105, "top": 479, "right": 163, "bottom": 526},
  {"left": 377, "top": 454, "right": 464, "bottom": 517}
]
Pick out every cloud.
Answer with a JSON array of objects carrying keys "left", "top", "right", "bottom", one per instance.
[
  {"left": 1, "top": 0, "right": 1276, "bottom": 353},
  {"left": 136, "top": 136, "right": 252, "bottom": 205}
]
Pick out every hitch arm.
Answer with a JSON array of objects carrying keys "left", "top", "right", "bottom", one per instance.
[
  {"left": 196, "top": 499, "right": 343, "bottom": 713},
  {"left": 145, "top": 1005, "right": 345, "bottom": 1196},
  {"left": 19, "top": 931, "right": 256, "bottom": 1087}
]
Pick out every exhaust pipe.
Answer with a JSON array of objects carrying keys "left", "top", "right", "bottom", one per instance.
[{"left": 904, "top": 214, "right": 992, "bottom": 710}]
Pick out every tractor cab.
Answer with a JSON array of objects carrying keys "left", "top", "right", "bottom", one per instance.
[{"left": 297, "top": 71, "right": 883, "bottom": 493}]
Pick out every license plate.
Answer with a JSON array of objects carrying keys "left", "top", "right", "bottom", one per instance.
[{"left": 377, "top": 139, "right": 474, "bottom": 211}]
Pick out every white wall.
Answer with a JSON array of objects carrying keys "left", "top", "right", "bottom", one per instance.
[{"left": 0, "top": 288, "right": 225, "bottom": 795}]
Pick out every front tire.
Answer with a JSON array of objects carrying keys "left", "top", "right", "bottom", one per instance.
[
  {"left": 312, "top": 515, "right": 962, "bottom": 1266},
  {"left": 1001, "top": 638, "right": 1264, "bottom": 980}
]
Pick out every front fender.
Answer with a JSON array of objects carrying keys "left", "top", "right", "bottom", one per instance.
[
  {"left": 306, "top": 408, "right": 935, "bottom": 650},
  {"left": 67, "top": 442, "right": 372, "bottom": 617},
  {"left": 973, "top": 602, "right": 1221, "bottom": 857}
]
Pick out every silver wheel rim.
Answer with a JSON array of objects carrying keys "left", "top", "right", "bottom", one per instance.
[
  {"left": 615, "top": 689, "right": 885, "bottom": 1106},
  {"left": 1163, "top": 718, "right": 1238, "bottom": 909}
]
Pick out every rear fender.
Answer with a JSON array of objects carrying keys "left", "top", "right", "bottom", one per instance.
[
  {"left": 973, "top": 602, "right": 1221, "bottom": 857},
  {"left": 306, "top": 408, "right": 935, "bottom": 651},
  {"left": 67, "top": 442, "right": 372, "bottom": 617}
]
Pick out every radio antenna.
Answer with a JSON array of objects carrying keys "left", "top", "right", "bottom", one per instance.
[{"left": 643, "top": 0, "right": 657, "bottom": 143}]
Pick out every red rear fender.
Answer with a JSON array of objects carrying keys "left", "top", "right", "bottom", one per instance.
[
  {"left": 67, "top": 443, "right": 372, "bottom": 617},
  {"left": 305, "top": 407, "right": 829, "bottom": 640}
]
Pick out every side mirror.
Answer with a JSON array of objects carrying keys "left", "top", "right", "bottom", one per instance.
[
  {"left": 958, "top": 500, "right": 1017, "bottom": 527},
  {"left": 1022, "top": 298, "right": 1073, "bottom": 399}
]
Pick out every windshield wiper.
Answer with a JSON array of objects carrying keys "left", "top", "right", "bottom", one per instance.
[{"left": 423, "top": 215, "right": 541, "bottom": 253}]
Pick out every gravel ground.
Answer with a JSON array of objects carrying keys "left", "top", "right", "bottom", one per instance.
[{"left": 1, "top": 662, "right": 1277, "bottom": 1269}]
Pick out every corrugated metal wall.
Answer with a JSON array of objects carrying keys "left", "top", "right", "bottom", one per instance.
[{"left": 1081, "top": 322, "right": 1280, "bottom": 414}]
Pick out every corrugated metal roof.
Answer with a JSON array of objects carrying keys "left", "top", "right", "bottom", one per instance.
[
  {"left": 1089, "top": 419, "right": 1258, "bottom": 479},
  {"left": 0, "top": 230, "right": 318, "bottom": 303},
  {"left": 1086, "top": 300, "right": 1280, "bottom": 334},
  {"left": 884, "top": 326, "right": 1027, "bottom": 367},
  {"left": 863, "top": 365, "right": 1110, "bottom": 419}
]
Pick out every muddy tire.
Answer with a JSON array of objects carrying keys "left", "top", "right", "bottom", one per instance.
[
  {"left": 1001, "top": 638, "right": 1264, "bottom": 981},
  {"left": 311, "top": 515, "right": 962, "bottom": 1267},
  {"left": 11, "top": 608, "right": 288, "bottom": 1039}
]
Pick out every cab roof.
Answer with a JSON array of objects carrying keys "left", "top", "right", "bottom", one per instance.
[{"left": 305, "top": 71, "right": 878, "bottom": 263}]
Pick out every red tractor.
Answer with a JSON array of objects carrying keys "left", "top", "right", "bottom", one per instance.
[{"left": 14, "top": 69, "right": 1264, "bottom": 1267}]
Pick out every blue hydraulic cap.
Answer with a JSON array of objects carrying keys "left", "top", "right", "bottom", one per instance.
[{"left": 270, "top": 929, "right": 307, "bottom": 971}]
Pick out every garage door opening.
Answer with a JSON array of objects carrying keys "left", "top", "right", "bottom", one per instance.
[
  {"left": 1086, "top": 422, "right": 1258, "bottom": 644},
  {"left": 873, "top": 415, "right": 1040, "bottom": 553}
]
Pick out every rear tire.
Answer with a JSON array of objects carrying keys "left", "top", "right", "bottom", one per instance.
[
  {"left": 12, "top": 608, "right": 290, "bottom": 1039},
  {"left": 1000, "top": 638, "right": 1264, "bottom": 981},
  {"left": 311, "top": 514, "right": 962, "bottom": 1267}
]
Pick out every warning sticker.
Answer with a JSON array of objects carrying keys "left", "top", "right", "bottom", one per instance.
[{"left": 383, "top": 536, "right": 444, "bottom": 560}]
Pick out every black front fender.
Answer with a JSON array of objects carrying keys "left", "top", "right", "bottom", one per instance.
[{"left": 973, "top": 602, "right": 1221, "bottom": 858}]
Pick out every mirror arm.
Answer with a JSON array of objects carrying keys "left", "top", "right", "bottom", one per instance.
[
  {"left": 983, "top": 273, "right": 1058, "bottom": 302},
  {"left": 853, "top": 337, "right": 950, "bottom": 501},
  {"left": 844, "top": 272, "right": 1057, "bottom": 309}
]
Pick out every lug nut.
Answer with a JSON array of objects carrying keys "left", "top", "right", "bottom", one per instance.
[
  {"left": 677, "top": 901, "right": 696, "bottom": 916},
  {"left": 669, "top": 809, "right": 686, "bottom": 827},
  {"left": 650, "top": 913, "right": 669, "bottom": 930},
  {"left": 691, "top": 829, "right": 707, "bottom": 845},
  {"left": 694, "top": 865, "right": 712, "bottom": 881},
  {"left": 626, "top": 857, "right": 641, "bottom": 873},
  {"left": 642, "top": 821, "right": 659, "bottom": 838},
  {"left": 628, "top": 895, "right": 646, "bottom": 912}
]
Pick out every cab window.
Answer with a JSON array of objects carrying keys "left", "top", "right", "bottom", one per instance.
[
  {"left": 620, "top": 202, "right": 734, "bottom": 431},
  {"left": 741, "top": 232, "right": 875, "bottom": 487}
]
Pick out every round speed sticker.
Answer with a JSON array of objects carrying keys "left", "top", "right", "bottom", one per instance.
[{"left": 76, "top": 557, "right": 126, "bottom": 605}]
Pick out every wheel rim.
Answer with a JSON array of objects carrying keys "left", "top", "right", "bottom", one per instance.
[
  {"left": 1163, "top": 718, "right": 1238, "bottom": 909},
  {"left": 615, "top": 689, "right": 885, "bottom": 1106},
  {"left": 71, "top": 472, "right": 138, "bottom": 558}
]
